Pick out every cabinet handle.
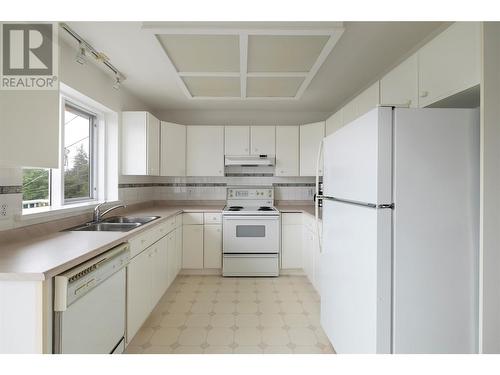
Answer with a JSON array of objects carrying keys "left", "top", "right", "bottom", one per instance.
[{"left": 420, "top": 91, "right": 428, "bottom": 98}]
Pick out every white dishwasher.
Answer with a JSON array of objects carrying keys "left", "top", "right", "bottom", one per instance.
[{"left": 53, "top": 243, "right": 130, "bottom": 354}]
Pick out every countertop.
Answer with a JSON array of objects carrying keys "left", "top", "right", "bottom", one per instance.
[{"left": 0, "top": 203, "right": 316, "bottom": 282}]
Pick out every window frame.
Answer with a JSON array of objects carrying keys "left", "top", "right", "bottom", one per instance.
[{"left": 60, "top": 98, "right": 99, "bottom": 205}]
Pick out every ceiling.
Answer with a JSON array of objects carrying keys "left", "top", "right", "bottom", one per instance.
[
  {"left": 64, "top": 21, "right": 445, "bottom": 114},
  {"left": 153, "top": 25, "right": 343, "bottom": 100}
]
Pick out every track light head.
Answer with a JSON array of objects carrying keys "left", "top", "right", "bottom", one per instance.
[
  {"left": 113, "top": 74, "right": 121, "bottom": 90},
  {"left": 76, "top": 43, "right": 87, "bottom": 65}
]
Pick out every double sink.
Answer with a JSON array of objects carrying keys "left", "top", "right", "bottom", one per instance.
[{"left": 66, "top": 216, "right": 160, "bottom": 232}]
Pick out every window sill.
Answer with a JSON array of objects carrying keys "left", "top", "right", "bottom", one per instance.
[{"left": 19, "top": 200, "right": 119, "bottom": 222}]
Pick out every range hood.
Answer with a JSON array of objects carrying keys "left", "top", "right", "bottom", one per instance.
[{"left": 224, "top": 155, "right": 275, "bottom": 166}]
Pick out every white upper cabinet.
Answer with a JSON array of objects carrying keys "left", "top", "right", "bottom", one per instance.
[
  {"left": 225, "top": 126, "right": 249, "bottom": 155},
  {"left": 122, "top": 111, "right": 160, "bottom": 176},
  {"left": 160, "top": 121, "right": 186, "bottom": 176},
  {"left": 275, "top": 126, "right": 299, "bottom": 176},
  {"left": 380, "top": 54, "right": 419, "bottom": 108},
  {"left": 300, "top": 121, "right": 325, "bottom": 176},
  {"left": 0, "top": 90, "right": 59, "bottom": 168},
  {"left": 418, "top": 22, "right": 480, "bottom": 107},
  {"left": 186, "top": 126, "right": 224, "bottom": 176},
  {"left": 250, "top": 126, "right": 276, "bottom": 156},
  {"left": 325, "top": 110, "right": 343, "bottom": 136}
]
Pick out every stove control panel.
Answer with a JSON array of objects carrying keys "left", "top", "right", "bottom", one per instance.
[{"left": 227, "top": 188, "right": 273, "bottom": 200}]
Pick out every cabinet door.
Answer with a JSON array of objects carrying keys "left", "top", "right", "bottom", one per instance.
[
  {"left": 182, "top": 225, "right": 204, "bottom": 269},
  {"left": 167, "top": 231, "right": 177, "bottom": 286},
  {"left": 160, "top": 122, "right": 186, "bottom": 176},
  {"left": 147, "top": 113, "right": 160, "bottom": 176},
  {"left": 302, "top": 228, "right": 314, "bottom": 284},
  {"left": 175, "top": 226, "right": 183, "bottom": 273},
  {"left": 418, "top": 22, "right": 480, "bottom": 107},
  {"left": 151, "top": 238, "right": 168, "bottom": 306},
  {"left": 281, "top": 224, "right": 303, "bottom": 269},
  {"left": 380, "top": 54, "right": 418, "bottom": 108},
  {"left": 325, "top": 110, "right": 343, "bottom": 136},
  {"left": 186, "top": 126, "right": 224, "bottom": 176},
  {"left": 300, "top": 122, "right": 325, "bottom": 176},
  {"left": 225, "top": 126, "right": 249, "bottom": 155},
  {"left": 250, "top": 126, "right": 275, "bottom": 155},
  {"left": 122, "top": 112, "right": 148, "bottom": 175},
  {"left": 127, "top": 248, "right": 153, "bottom": 341},
  {"left": 312, "top": 226, "right": 322, "bottom": 294},
  {"left": 204, "top": 224, "right": 222, "bottom": 269},
  {"left": 275, "top": 126, "right": 299, "bottom": 176}
]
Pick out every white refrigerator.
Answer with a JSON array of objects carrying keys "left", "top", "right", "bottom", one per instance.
[{"left": 317, "top": 106, "right": 479, "bottom": 353}]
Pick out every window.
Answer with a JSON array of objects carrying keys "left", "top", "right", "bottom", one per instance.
[
  {"left": 22, "top": 168, "right": 51, "bottom": 209},
  {"left": 22, "top": 98, "right": 101, "bottom": 214},
  {"left": 63, "top": 104, "right": 96, "bottom": 202}
]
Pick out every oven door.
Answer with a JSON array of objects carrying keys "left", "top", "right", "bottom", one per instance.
[{"left": 223, "top": 215, "right": 280, "bottom": 254}]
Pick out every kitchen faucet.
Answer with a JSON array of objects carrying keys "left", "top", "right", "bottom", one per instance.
[{"left": 93, "top": 201, "right": 126, "bottom": 223}]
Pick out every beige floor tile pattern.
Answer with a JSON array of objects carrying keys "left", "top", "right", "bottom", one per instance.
[{"left": 125, "top": 275, "right": 335, "bottom": 354}]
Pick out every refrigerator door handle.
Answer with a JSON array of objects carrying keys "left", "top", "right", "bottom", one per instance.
[
  {"left": 316, "top": 195, "right": 394, "bottom": 210},
  {"left": 315, "top": 138, "right": 324, "bottom": 253}
]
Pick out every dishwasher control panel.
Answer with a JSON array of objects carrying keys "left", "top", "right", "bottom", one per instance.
[{"left": 54, "top": 243, "right": 130, "bottom": 311}]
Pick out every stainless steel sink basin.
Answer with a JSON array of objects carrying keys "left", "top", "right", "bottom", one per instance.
[
  {"left": 102, "top": 216, "right": 160, "bottom": 224},
  {"left": 67, "top": 222, "right": 141, "bottom": 232}
]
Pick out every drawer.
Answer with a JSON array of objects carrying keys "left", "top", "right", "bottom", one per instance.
[
  {"left": 204, "top": 212, "right": 222, "bottom": 224},
  {"left": 183, "top": 212, "right": 204, "bottom": 225},
  {"left": 174, "top": 214, "right": 182, "bottom": 228},
  {"left": 223, "top": 254, "right": 279, "bottom": 277},
  {"left": 128, "top": 229, "right": 155, "bottom": 258},
  {"left": 281, "top": 213, "right": 303, "bottom": 225},
  {"left": 153, "top": 220, "right": 172, "bottom": 239}
]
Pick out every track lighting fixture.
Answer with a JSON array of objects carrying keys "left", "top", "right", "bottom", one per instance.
[{"left": 61, "top": 22, "right": 126, "bottom": 89}]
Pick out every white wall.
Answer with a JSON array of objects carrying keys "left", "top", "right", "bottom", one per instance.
[
  {"left": 0, "top": 37, "right": 153, "bottom": 230},
  {"left": 479, "top": 22, "right": 500, "bottom": 354}
]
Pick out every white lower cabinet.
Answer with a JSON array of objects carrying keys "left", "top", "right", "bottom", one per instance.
[
  {"left": 204, "top": 224, "right": 222, "bottom": 269},
  {"left": 182, "top": 224, "right": 204, "bottom": 269},
  {"left": 281, "top": 213, "right": 303, "bottom": 269},
  {"left": 151, "top": 237, "right": 169, "bottom": 306},
  {"left": 127, "top": 247, "right": 154, "bottom": 342},
  {"left": 175, "top": 226, "right": 183, "bottom": 274},
  {"left": 126, "top": 214, "right": 183, "bottom": 343},
  {"left": 166, "top": 231, "right": 177, "bottom": 287},
  {"left": 302, "top": 228, "right": 315, "bottom": 284},
  {"left": 300, "top": 214, "right": 322, "bottom": 293}
]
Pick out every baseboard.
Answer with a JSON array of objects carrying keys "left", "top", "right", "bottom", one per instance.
[
  {"left": 180, "top": 268, "right": 222, "bottom": 276},
  {"left": 280, "top": 268, "right": 306, "bottom": 276}
]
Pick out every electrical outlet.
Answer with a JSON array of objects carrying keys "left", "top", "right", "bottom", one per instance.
[{"left": 0, "top": 203, "right": 8, "bottom": 218}]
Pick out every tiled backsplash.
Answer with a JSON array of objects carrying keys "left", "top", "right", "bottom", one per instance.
[
  {"left": 0, "top": 168, "right": 23, "bottom": 231},
  {"left": 0, "top": 168, "right": 316, "bottom": 231},
  {"left": 118, "top": 176, "right": 317, "bottom": 204}
]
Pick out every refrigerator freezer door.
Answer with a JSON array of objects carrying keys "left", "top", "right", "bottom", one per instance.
[
  {"left": 392, "top": 108, "right": 479, "bottom": 353},
  {"left": 323, "top": 107, "right": 393, "bottom": 205},
  {"left": 320, "top": 199, "right": 392, "bottom": 353}
]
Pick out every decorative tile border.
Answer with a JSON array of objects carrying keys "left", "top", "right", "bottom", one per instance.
[
  {"left": 118, "top": 182, "right": 315, "bottom": 188},
  {"left": 0, "top": 186, "right": 22, "bottom": 194}
]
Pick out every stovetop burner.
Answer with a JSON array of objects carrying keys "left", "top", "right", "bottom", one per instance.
[
  {"left": 258, "top": 206, "right": 273, "bottom": 211},
  {"left": 228, "top": 206, "right": 243, "bottom": 211}
]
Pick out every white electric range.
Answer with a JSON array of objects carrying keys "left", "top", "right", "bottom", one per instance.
[{"left": 222, "top": 187, "right": 280, "bottom": 277}]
